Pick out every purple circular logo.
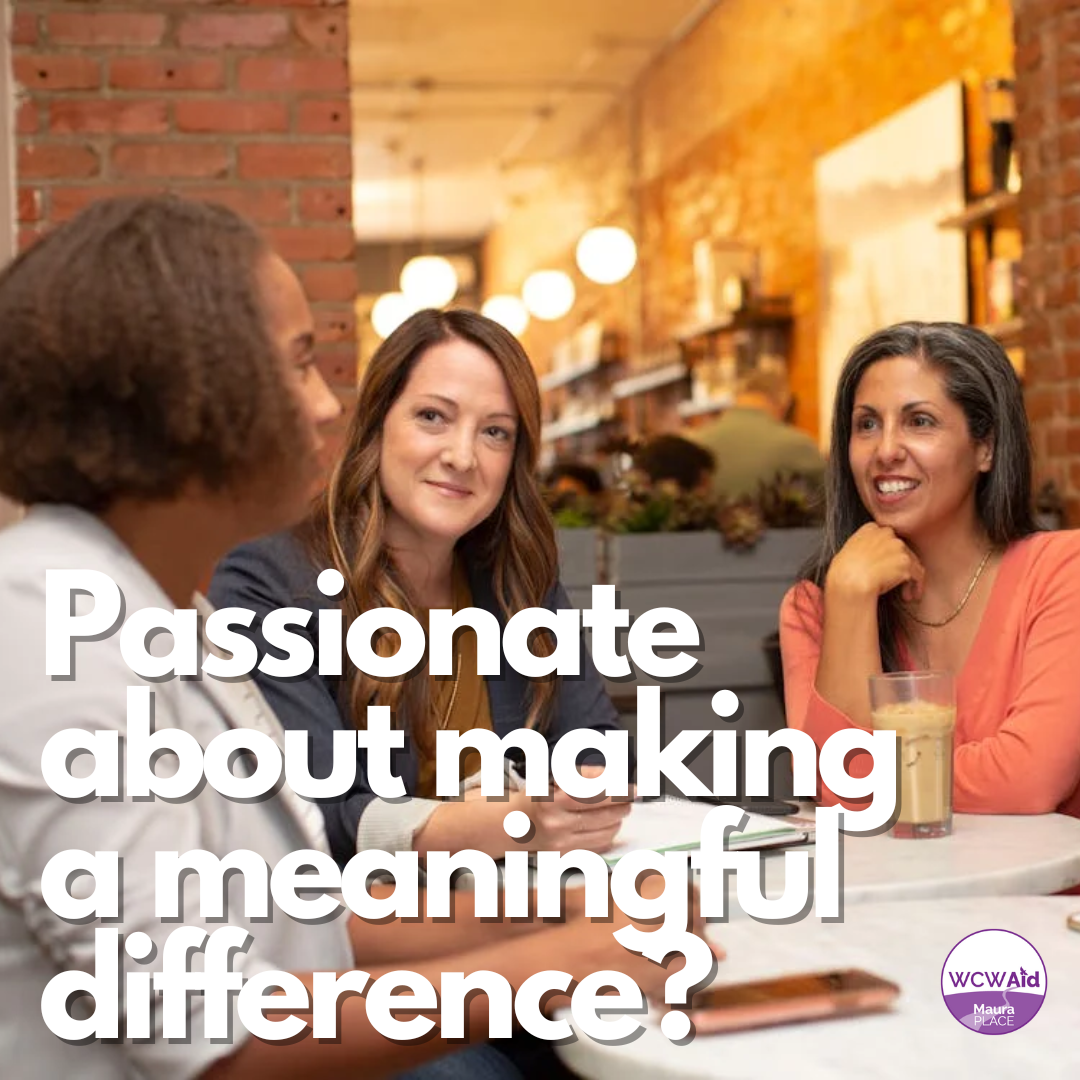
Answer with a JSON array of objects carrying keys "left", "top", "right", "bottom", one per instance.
[{"left": 941, "top": 929, "right": 1046, "bottom": 1034}]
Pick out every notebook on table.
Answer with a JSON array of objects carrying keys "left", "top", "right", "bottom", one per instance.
[{"left": 604, "top": 796, "right": 816, "bottom": 865}]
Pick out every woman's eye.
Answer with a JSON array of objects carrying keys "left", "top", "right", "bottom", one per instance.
[
  {"left": 417, "top": 408, "right": 444, "bottom": 424},
  {"left": 910, "top": 413, "right": 935, "bottom": 428},
  {"left": 485, "top": 426, "right": 513, "bottom": 443},
  {"left": 854, "top": 415, "right": 877, "bottom": 432}
]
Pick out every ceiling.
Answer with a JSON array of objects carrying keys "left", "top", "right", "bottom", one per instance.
[{"left": 348, "top": 0, "right": 715, "bottom": 242}]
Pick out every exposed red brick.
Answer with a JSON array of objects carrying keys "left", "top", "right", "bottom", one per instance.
[
  {"left": 295, "top": 98, "right": 351, "bottom": 135},
  {"left": 300, "top": 263, "right": 360, "bottom": 303},
  {"left": 315, "top": 344, "right": 359, "bottom": 388},
  {"left": 50, "top": 99, "right": 170, "bottom": 136},
  {"left": 238, "top": 142, "right": 350, "bottom": 180},
  {"left": 112, "top": 142, "right": 231, "bottom": 180},
  {"left": 14, "top": 55, "right": 101, "bottom": 92},
  {"left": 17, "top": 187, "right": 41, "bottom": 224},
  {"left": 16, "top": 100, "right": 41, "bottom": 135},
  {"left": 313, "top": 306, "right": 356, "bottom": 344},
  {"left": 182, "top": 184, "right": 292, "bottom": 223},
  {"left": 265, "top": 225, "right": 355, "bottom": 262},
  {"left": 293, "top": 11, "right": 349, "bottom": 53},
  {"left": 237, "top": 57, "right": 348, "bottom": 93},
  {"left": 174, "top": 100, "right": 289, "bottom": 134},
  {"left": 46, "top": 13, "right": 167, "bottom": 47},
  {"left": 109, "top": 56, "right": 225, "bottom": 92},
  {"left": 11, "top": 12, "right": 38, "bottom": 47},
  {"left": 19, "top": 142, "right": 100, "bottom": 181},
  {"left": 50, "top": 184, "right": 168, "bottom": 223},
  {"left": 177, "top": 13, "right": 289, "bottom": 50},
  {"left": 298, "top": 184, "right": 352, "bottom": 222}
]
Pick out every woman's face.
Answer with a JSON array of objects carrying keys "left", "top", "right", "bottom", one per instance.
[
  {"left": 257, "top": 253, "right": 342, "bottom": 518},
  {"left": 848, "top": 355, "right": 992, "bottom": 544},
  {"left": 379, "top": 337, "right": 518, "bottom": 553}
]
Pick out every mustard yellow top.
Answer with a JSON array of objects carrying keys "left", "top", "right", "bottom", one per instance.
[{"left": 417, "top": 559, "right": 494, "bottom": 797}]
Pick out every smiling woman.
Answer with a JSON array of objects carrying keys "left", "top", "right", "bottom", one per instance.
[
  {"left": 780, "top": 322, "right": 1080, "bottom": 819},
  {"left": 209, "top": 308, "right": 629, "bottom": 872}
]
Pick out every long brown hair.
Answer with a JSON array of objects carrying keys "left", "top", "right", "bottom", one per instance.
[{"left": 307, "top": 308, "right": 559, "bottom": 762}]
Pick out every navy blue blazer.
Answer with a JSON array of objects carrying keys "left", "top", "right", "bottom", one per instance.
[{"left": 208, "top": 530, "right": 623, "bottom": 864}]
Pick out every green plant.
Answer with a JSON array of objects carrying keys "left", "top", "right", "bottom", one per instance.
[{"left": 546, "top": 465, "right": 823, "bottom": 548}]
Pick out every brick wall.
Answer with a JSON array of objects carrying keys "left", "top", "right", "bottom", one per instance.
[
  {"left": 485, "top": 0, "right": 1016, "bottom": 443},
  {"left": 1013, "top": 0, "right": 1080, "bottom": 523},
  {"left": 11, "top": 1, "right": 358, "bottom": 393}
]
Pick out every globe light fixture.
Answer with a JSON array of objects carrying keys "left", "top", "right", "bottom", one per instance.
[
  {"left": 575, "top": 226, "right": 637, "bottom": 285},
  {"left": 399, "top": 254, "right": 458, "bottom": 309},
  {"left": 481, "top": 294, "right": 530, "bottom": 336},
  {"left": 522, "top": 270, "right": 575, "bottom": 321},
  {"left": 371, "top": 291, "right": 419, "bottom": 339}
]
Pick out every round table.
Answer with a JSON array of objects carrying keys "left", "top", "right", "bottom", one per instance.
[
  {"left": 558, "top": 896, "right": 1080, "bottom": 1079},
  {"left": 713, "top": 810, "right": 1080, "bottom": 917}
]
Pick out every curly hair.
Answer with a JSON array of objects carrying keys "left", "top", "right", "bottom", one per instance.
[
  {"left": 305, "top": 308, "right": 559, "bottom": 763},
  {"left": 0, "top": 195, "right": 308, "bottom": 510}
]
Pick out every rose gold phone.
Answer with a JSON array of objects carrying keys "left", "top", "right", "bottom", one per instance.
[{"left": 688, "top": 969, "right": 900, "bottom": 1034}]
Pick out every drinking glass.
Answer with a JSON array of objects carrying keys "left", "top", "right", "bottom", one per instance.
[{"left": 868, "top": 671, "right": 955, "bottom": 839}]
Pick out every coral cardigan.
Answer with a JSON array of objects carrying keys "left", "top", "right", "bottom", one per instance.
[{"left": 780, "top": 529, "right": 1080, "bottom": 818}]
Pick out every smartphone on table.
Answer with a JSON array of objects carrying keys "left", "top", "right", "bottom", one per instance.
[{"left": 687, "top": 969, "right": 900, "bottom": 1034}]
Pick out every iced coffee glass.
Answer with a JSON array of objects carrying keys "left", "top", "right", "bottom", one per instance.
[{"left": 868, "top": 671, "right": 955, "bottom": 839}]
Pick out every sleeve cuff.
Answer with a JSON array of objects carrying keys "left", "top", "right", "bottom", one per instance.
[
  {"left": 356, "top": 796, "right": 441, "bottom": 854},
  {"left": 460, "top": 760, "right": 527, "bottom": 793}
]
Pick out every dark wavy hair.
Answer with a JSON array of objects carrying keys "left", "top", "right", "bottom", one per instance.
[
  {"left": 0, "top": 196, "right": 307, "bottom": 510},
  {"left": 800, "top": 321, "right": 1037, "bottom": 671},
  {"left": 306, "top": 308, "right": 558, "bottom": 762}
]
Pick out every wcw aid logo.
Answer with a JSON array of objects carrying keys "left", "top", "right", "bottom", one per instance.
[{"left": 940, "top": 929, "right": 1047, "bottom": 1034}]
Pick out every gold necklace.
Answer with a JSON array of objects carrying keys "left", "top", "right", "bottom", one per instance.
[
  {"left": 905, "top": 548, "right": 994, "bottom": 629},
  {"left": 438, "top": 650, "right": 462, "bottom": 729}
]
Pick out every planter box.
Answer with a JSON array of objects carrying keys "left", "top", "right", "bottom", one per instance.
[
  {"left": 604, "top": 528, "right": 821, "bottom": 799},
  {"left": 555, "top": 528, "right": 602, "bottom": 610}
]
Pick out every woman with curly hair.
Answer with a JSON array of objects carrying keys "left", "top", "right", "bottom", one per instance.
[
  {"left": 0, "top": 197, "right": 687, "bottom": 1080},
  {"left": 210, "top": 309, "right": 629, "bottom": 868}
]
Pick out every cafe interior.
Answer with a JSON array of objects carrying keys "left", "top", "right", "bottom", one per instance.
[{"left": 5, "top": 0, "right": 1080, "bottom": 1075}]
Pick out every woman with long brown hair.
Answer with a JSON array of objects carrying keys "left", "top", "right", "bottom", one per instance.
[{"left": 210, "top": 308, "right": 629, "bottom": 867}]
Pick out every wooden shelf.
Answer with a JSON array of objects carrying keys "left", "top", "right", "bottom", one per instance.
[
  {"left": 541, "top": 411, "right": 613, "bottom": 443},
  {"left": 539, "top": 356, "right": 605, "bottom": 392},
  {"left": 938, "top": 190, "right": 1019, "bottom": 231},
  {"left": 675, "top": 299, "right": 794, "bottom": 342},
  {"left": 611, "top": 361, "right": 689, "bottom": 400}
]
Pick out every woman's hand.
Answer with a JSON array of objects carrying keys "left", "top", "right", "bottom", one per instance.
[
  {"left": 825, "top": 522, "right": 925, "bottom": 603},
  {"left": 514, "top": 765, "right": 633, "bottom": 854}
]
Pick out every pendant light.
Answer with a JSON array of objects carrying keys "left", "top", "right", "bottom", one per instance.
[
  {"left": 575, "top": 225, "right": 637, "bottom": 285},
  {"left": 399, "top": 254, "right": 458, "bottom": 309},
  {"left": 371, "top": 291, "right": 419, "bottom": 340},
  {"left": 481, "top": 295, "right": 530, "bottom": 336},
  {"left": 522, "top": 270, "right": 575, "bottom": 321}
]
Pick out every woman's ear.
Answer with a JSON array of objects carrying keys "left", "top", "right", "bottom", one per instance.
[{"left": 977, "top": 437, "right": 994, "bottom": 473}]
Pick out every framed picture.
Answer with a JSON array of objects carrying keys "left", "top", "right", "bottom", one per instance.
[{"left": 814, "top": 82, "right": 967, "bottom": 448}]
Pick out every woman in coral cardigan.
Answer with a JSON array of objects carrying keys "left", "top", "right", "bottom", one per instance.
[{"left": 781, "top": 321, "right": 1080, "bottom": 816}]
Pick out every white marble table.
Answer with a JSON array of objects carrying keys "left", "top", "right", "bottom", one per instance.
[
  {"left": 715, "top": 810, "right": 1080, "bottom": 918},
  {"left": 559, "top": 896, "right": 1080, "bottom": 1080}
]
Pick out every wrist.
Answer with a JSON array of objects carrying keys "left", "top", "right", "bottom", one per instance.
[{"left": 824, "top": 567, "right": 879, "bottom": 605}]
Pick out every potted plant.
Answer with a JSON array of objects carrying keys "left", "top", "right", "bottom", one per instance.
[{"left": 599, "top": 470, "right": 823, "bottom": 800}]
